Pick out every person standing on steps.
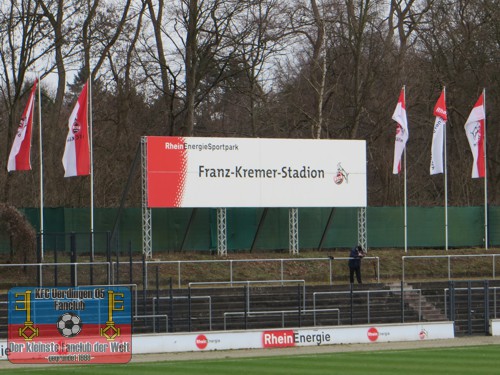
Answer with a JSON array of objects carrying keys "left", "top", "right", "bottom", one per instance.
[{"left": 348, "top": 245, "right": 366, "bottom": 284}]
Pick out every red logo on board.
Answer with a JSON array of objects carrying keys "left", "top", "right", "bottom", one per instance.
[
  {"left": 367, "top": 327, "right": 379, "bottom": 342},
  {"left": 262, "top": 330, "right": 295, "bottom": 348},
  {"left": 195, "top": 334, "right": 208, "bottom": 349}
]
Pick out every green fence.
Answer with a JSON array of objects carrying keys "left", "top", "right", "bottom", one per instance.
[{"left": 0, "top": 206, "right": 498, "bottom": 255}]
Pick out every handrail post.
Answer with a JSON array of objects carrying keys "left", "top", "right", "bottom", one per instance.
[
  {"left": 449, "top": 281, "right": 455, "bottom": 321},
  {"left": 493, "top": 255, "right": 496, "bottom": 280},
  {"left": 400, "top": 280, "right": 404, "bottom": 323},
  {"left": 129, "top": 241, "right": 133, "bottom": 285},
  {"left": 313, "top": 293, "right": 317, "bottom": 326},
  {"left": 244, "top": 285, "right": 248, "bottom": 330},
  {"left": 297, "top": 283, "right": 302, "bottom": 328},
  {"left": 70, "top": 232, "right": 77, "bottom": 287},
  {"left": 89, "top": 234, "right": 94, "bottom": 286},
  {"left": 328, "top": 258, "right": 332, "bottom": 285},
  {"left": 402, "top": 256, "right": 405, "bottom": 283},
  {"left": 367, "top": 290, "right": 370, "bottom": 324},
  {"left": 377, "top": 257, "right": 380, "bottom": 283},
  {"left": 178, "top": 261, "right": 181, "bottom": 288},
  {"left": 188, "top": 285, "right": 192, "bottom": 332},
  {"left": 142, "top": 253, "right": 147, "bottom": 316},
  {"left": 36, "top": 234, "right": 42, "bottom": 287},
  {"left": 349, "top": 283, "right": 353, "bottom": 325},
  {"left": 155, "top": 266, "right": 160, "bottom": 333},
  {"left": 230, "top": 260, "right": 233, "bottom": 286},
  {"left": 169, "top": 277, "right": 173, "bottom": 333},
  {"left": 39, "top": 264, "right": 43, "bottom": 286},
  {"left": 467, "top": 281, "right": 472, "bottom": 335},
  {"left": 484, "top": 280, "right": 490, "bottom": 335}
]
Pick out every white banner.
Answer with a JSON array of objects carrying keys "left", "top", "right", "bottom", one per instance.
[
  {"left": 131, "top": 322, "right": 453, "bottom": 355},
  {"left": 0, "top": 322, "right": 454, "bottom": 360},
  {"left": 146, "top": 137, "right": 367, "bottom": 208}
]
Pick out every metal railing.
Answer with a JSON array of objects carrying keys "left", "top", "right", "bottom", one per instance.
[
  {"left": 0, "top": 262, "right": 112, "bottom": 287},
  {"left": 444, "top": 286, "right": 500, "bottom": 319},
  {"left": 133, "top": 314, "right": 168, "bottom": 333},
  {"left": 402, "top": 254, "right": 500, "bottom": 282},
  {"left": 0, "top": 256, "right": 381, "bottom": 289},
  {"left": 152, "top": 295, "right": 213, "bottom": 331},
  {"left": 189, "top": 280, "right": 306, "bottom": 311},
  {"left": 140, "top": 257, "right": 380, "bottom": 288},
  {"left": 223, "top": 308, "right": 340, "bottom": 330},
  {"left": 313, "top": 288, "right": 422, "bottom": 324}
]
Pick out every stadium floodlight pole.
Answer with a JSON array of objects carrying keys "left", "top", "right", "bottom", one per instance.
[
  {"left": 89, "top": 77, "right": 95, "bottom": 259},
  {"left": 483, "top": 88, "right": 488, "bottom": 250},
  {"left": 443, "top": 87, "right": 448, "bottom": 251},
  {"left": 37, "top": 74, "right": 44, "bottom": 260}
]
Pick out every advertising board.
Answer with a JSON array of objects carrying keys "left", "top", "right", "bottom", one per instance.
[{"left": 146, "top": 136, "right": 366, "bottom": 208}]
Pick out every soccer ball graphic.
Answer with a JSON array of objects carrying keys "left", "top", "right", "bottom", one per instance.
[{"left": 56, "top": 312, "right": 83, "bottom": 338}]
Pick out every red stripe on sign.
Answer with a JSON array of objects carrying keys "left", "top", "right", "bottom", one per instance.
[
  {"left": 147, "top": 136, "right": 187, "bottom": 207},
  {"left": 262, "top": 330, "right": 295, "bottom": 348}
]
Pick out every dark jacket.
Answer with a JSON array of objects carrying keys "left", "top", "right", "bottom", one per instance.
[{"left": 348, "top": 247, "right": 363, "bottom": 268}]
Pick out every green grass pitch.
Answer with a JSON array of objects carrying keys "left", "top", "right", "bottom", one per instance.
[{"left": 2, "top": 345, "right": 500, "bottom": 375}]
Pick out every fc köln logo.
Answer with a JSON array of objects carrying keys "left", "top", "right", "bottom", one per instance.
[
  {"left": 72, "top": 119, "right": 81, "bottom": 134},
  {"left": 16, "top": 117, "right": 27, "bottom": 137},
  {"left": 334, "top": 163, "right": 349, "bottom": 185}
]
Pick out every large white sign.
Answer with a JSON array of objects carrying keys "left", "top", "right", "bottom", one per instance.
[{"left": 146, "top": 136, "right": 367, "bottom": 208}]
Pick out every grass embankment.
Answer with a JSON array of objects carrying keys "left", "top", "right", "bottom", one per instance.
[{"left": 2, "top": 247, "right": 500, "bottom": 289}]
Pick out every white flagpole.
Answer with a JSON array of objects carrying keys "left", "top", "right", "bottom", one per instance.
[
  {"left": 37, "top": 75, "right": 44, "bottom": 260},
  {"left": 483, "top": 88, "right": 488, "bottom": 249},
  {"left": 403, "top": 86, "right": 408, "bottom": 253},
  {"left": 89, "top": 78, "right": 95, "bottom": 258},
  {"left": 404, "top": 147, "right": 408, "bottom": 253},
  {"left": 443, "top": 87, "right": 448, "bottom": 251}
]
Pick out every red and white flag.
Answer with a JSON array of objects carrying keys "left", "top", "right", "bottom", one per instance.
[
  {"left": 392, "top": 88, "right": 409, "bottom": 174},
  {"left": 430, "top": 90, "right": 447, "bottom": 175},
  {"left": 62, "top": 82, "right": 90, "bottom": 177},
  {"left": 464, "top": 93, "right": 486, "bottom": 178},
  {"left": 7, "top": 80, "right": 38, "bottom": 171}
]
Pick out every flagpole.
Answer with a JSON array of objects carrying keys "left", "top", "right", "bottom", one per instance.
[
  {"left": 89, "top": 78, "right": 95, "bottom": 259},
  {"left": 403, "top": 86, "right": 408, "bottom": 253},
  {"left": 443, "top": 87, "right": 448, "bottom": 251},
  {"left": 483, "top": 88, "right": 488, "bottom": 249},
  {"left": 37, "top": 75, "right": 44, "bottom": 260},
  {"left": 404, "top": 148, "right": 408, "bottom": 253}
]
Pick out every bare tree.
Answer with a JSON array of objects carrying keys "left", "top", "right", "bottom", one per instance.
[
  {"left": 144, "top": 0, "right": 175, "bottom": 134},
  {"left": 194, "top": 0, "right": 291, "bottom": 137},
  {"left": 172, "top": 0, "right": 248, "bottom": 136},
  {"left": 38, "top": 0, "right": 78, "bottom": 129},
  {"left": 413, "top": 0, "right": 499, "bottom": 205},
  {"left": 0, "top": 0, "right": 49, "bottom": 202}
]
